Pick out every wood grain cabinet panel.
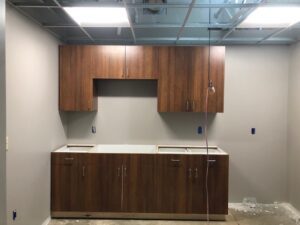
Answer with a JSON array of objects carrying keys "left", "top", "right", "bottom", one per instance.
[
  {"left": 186, "top": 155, "right": 206, "bottom": 214},
  {"left": 122, "top": 154, "right": 158, "bottom": 213},
  {"left": 84, "top": 154, "right": 123, "bottom": 212},
  {"left": 59, "top": 45, "right": 97, "bottom": 111},
  {"left": 157, "top": 46, "right": 225, "bottom": 113},
  {"left": 92, "top": 46, "right": 126, "bottom": 79},
  {"left": 205, "top": 155, "right": 229, "bottom": 215},
  {"left": 157, "top": 47, "right": 189, "bottom": 112},
  {"left": 125, "top": 46, "right": 159, "bottom": 79},
  {"left": 205, "top": 46, "right": 225, "bottom": 112},
  {"left": 51, "top": 153, "right": 83, "bottom": 212},
  {"left": 51, "top": 153, "right": 228, "bottom": 217},
  {"left": 156, "top": 155, "right": 189, "bottom": 213}
]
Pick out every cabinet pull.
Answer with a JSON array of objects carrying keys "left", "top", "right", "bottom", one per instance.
[
  {"left": 64, "top": 158, "right": 74, "bottom": 161},
  {"left": 194, "top": 168, "right": 198, "bottom": 178},
  {"left": 192, "top": 100, "right": 195, "bottom": 111},
  {"left": 189, "top": 168, "right": 192, "bottom": 178},
  {"left": 117, "top": 167, "right": 121, "bottom": 177},
  {"left": 186, "top": 100, "right": 190, "bottom": 112},
  {"left": 82, "top": 166, "right": 85, "bottom": 177},
  {"left": 171, "top": 159, "right": 180, "bottom": 162},
  {"left": 208, "top": 159, "right": 216, "bottom": 163},
  {"left": 124, "top": 166, "right": 127, "bottom": 177}
]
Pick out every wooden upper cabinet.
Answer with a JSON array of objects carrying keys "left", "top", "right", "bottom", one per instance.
[
  {"left": 59, "top": 45, "right": 225, "bottom": 112},
  {"left": 59, "top": 45, "right": 97, "bottom": 111},
  {"left": 157, "top": 47, "right": 189, "bottom": 112},
  {"left": 92, "top": 46, "right": 126, "bottom": 79},
  {"left": 206, "top": 46, "right": 225, "bottom": 112},
  {"left": 158, "top": 46, "right": 225, "bottom": 113},
  {"left": 125, "top": 46, "right": 159, "bottom": 79}
]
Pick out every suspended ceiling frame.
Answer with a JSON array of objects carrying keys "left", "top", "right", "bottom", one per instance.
[{"left": 6, "top": 0, "right": 300, "bottom": 45}]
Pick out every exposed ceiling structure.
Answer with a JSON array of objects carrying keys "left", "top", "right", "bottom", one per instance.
[{"left": 7, "top": 0, "right": 300, "bottom": 45}]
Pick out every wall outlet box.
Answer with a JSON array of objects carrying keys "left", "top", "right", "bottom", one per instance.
[
  {"left": 197, "top": 126, "right": 203, "bottom": 135},
  {"left": 92, "top": 126, "right": 96, "bottom": 134},
  {"left": 12, "top": 210, "right": 17, "bottom": 221}
]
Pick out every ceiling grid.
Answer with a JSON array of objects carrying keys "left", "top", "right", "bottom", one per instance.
[{"left": 6, "top": 0, "right": 300, "bottom": 45}]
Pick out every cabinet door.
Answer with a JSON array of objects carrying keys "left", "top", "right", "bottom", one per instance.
[
  {"left": 122, "top": 154, "right": 158, "bottom": 213},
  {"left": 59, "top": 45, "right": 97, "bottom": 111},
  {"left": 156, "top": 155, "right": 189, "bottom": 213},
  {"left": 51, "top": 153, "right": 83, "bottom": 212},
  {"left": 157, "top": 47, "right": 190, "bottom": 112},
  {"left": 189, "top": 47, "right": 209, "bottom": 112},
  {"left": 201, "top": 46, "right": 225, "bottom": 112},
  {"left": 205, "top": 155, "right": 229, "bottom": 214},
  {"left": 125, "top": 46, "right": 159, "bottom": 79},
  {"left": 83, "top": 154, "right": 123, "bottom": 212},
  {"left": 186, "top": 155, "right": 206, "bottom": 214},
  {"left": 92, "top": 46, "right": 126, "bottom": 79}
]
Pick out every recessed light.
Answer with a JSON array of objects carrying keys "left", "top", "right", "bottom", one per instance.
[
  {"left": 239, "top": 7, "right": 300, "bottom": 28},
  {"left": 64, "top": 7, "right": 130, "bottom": 27}
]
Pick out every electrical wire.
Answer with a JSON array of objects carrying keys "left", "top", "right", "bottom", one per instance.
[
  {"left": 205, "top": 87, "right": 210, "bottom": 225},
  {"left": 205, "top": 0, "right": 212, "bottom": 224}
]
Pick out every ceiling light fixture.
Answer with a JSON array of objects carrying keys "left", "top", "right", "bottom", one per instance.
[
  {"left": 64, "top": 7, "right": 130, "bottom": 27},
  {"left": 239, "top": 7, "right": 300, "bottom": 28}
]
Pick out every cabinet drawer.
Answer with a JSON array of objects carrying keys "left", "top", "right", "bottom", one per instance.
[
  {"left": 157, "top": 155, "right": 187, "bottom": 167},
  {"left": 51, "top": 153, "right": 80, "bottom": 165}
]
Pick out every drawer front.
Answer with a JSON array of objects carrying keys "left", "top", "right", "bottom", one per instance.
[{"left": 51, "top": 153, "right": 80, "bottom": 165}]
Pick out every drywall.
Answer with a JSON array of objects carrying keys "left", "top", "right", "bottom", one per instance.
[
  {"left": 0, "top": 1, "right": 6, "bottom": 225},
  {"left": 67, "top": 46, "right": 289, "bottom": 203},
  {"left": 6, "top": 5, "right": 67, "bottom": 225},
  {"left": 288, "top": 42, "right": 300, "bottom": 210}
]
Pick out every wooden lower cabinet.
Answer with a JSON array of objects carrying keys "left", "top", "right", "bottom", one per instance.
[
  {"left": 51, "top": 153, "right": 228, "bottom": 218},
  {"left": 205, "top": 155, "right": 229, "bottom": 215},
  {"left": 51, "top": 153, "right": 84, "bottom": 212},
  {"left": 84, "top": 154, "right": 123, "bottom": 212},
  {"left": 122, "top": 154, "right": 158, "bottom": 213},
  {"left": 156, "top": 155, "right": 189, "bottom": 213}
]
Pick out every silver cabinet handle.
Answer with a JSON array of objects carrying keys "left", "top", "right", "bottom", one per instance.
[
  {"left": 64, "top": 158, "right": 74, "bottom": 161},
  {"left": 186, "top": 100, "right": 190, "bottom": 112},
  {"left": 194, "top": 168, "right": 198, "bottom": 178},
  {"left": 117, "top": 167, "right": 121, "bottom": 177},
  {"left": 171, "top": 159, "right": 180, "bottom": 162},
  {"left": 82, "top": 166, "right": 85, "bottom": 177},
  {"left": 189, "top": 168, "right": 192, "bottom": 178},
  {"left": 208, "top": 159, "right": 216, "bottom": 163}
]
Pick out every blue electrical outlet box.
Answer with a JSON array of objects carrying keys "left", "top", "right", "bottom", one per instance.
[
  {"left": 198, "top": 126, "right": 203, "bottom": 134},
  {"left": 251, "top": 128, "right": 256, "bottom": 135}
]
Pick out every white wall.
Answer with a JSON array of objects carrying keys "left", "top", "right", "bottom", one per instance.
[
  {"left": 6, "top": 6, "right": 67, "bottom": 225},
  {"left": 0, "top": 0, "right": 6, "bottom": 224},
  {"left": 288, "top": 42, "right": 300, "bottom": 210},
  {"left": 67, "top": 46, "right": 289, "bottom": 203}
]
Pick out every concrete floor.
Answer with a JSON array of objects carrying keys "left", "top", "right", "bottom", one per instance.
[{"left": 49, "top": 204, "right": 300, "bottom": 225}]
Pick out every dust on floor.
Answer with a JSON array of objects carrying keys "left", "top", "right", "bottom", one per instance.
[{"left": 49, "top": 203, "right": 300, "bottom": 225}]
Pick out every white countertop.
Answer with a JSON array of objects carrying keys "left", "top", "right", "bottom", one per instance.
[{"left": 54, "top": 144, "right": 228, "bottom": 155}]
